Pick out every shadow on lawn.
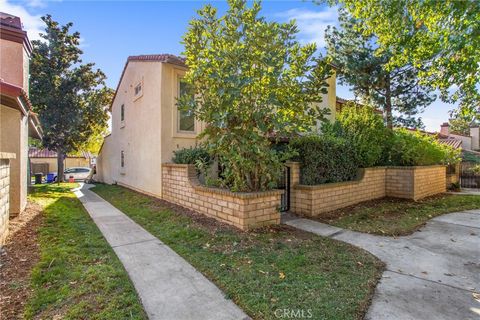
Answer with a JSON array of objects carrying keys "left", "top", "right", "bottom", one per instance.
[{"left": 23, "top": 185, "right": 147, "bottom": 320}]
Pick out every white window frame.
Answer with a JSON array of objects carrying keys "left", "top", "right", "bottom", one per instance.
[
  {"left": 176, "top": 75, "right": 196, "bottom": 134},
  {"left": 133, "top": 79, "right": 143, "bottom": 101},
  {"left": 120, "top": 103, "right": 125, "bottom": 128}
]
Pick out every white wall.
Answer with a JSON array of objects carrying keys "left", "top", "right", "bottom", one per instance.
[{"left": 450, "top": 133, "right": 472, "bottom": 151}]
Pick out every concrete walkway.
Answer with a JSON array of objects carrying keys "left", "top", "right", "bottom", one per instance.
[
  {"left": 283, "top": 212, "right": 480, "bottom": 320},
  {"left": 74, "top": 184, "right": 248, "bottom": 320}
]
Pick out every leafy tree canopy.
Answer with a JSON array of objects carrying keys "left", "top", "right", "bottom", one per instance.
[
  {"left": 325, "top": 10, "right": 435, "bottom": 129},
  {"left": 30, "top": 15, "right": 111, "bottom": 179},
  {"left": 325, "top": 0, "right": 480, "bottom": 116},
  {"left": 180, "top": 0, "right": 332, "bottom": 191}
]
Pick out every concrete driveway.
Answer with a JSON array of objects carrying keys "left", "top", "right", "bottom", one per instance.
[{"left": 284, "top": 210, "right": 480, "bottom": 320}]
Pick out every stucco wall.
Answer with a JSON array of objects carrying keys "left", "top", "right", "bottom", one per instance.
[
  {"left": 162, "top": 163, "right": 281, "bottom": 230},
  {"left": 97, "top": 62, "right": 202, "bottom": 196},
  {"left": 95, "top": 135, "right": 113, "bottom": 184},
  {"left": 0, "top": 105, "right": 28, "bottom": 215},
  {"left": 0, "top": 39, "right": 24, "bottom": 88},
  {"left": 450, "top": 133, "right": 472, "bottom": 151},
  {"left": 97, "top": 62, "right": 165, "bottom": 196}
]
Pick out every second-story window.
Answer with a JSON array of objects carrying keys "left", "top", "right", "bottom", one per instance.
[
  {"left": 121, "top": 151, "right": 125, "bottom": 167},
  {"left": 134, "top": 82, "right": 142, "bottom": 97},
  {"left": 178, "top": 79, "right": 195, "bottom": 132},
  {"left": 120, "top": 104, "right": 125, "bottom": 122}
]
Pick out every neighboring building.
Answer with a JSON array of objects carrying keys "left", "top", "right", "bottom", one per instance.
[
  {"left": 29, "top": 148, "right": 94, "bottom": 174},
  {"left": 439, "top": 122, "right": 479, "bottom": 152},
  {"left": 0, "top": 13, "right": 42, "bottom": 244},
  {"left": 96, "top": 54, "right": 337, "bottom": 198}
]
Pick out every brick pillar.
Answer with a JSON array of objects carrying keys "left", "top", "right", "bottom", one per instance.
[
  {"left": 0, "top": 157, "right": 12, "bottom": 245},
  {"left": 285, "top": 162, "right": 301, "bottom": 214}
]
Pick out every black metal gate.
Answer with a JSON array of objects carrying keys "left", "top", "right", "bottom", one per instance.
[
  {"left": 278, "top": 166, "right": 291, "bottom": 212},
  {"left": 460, "top": 162, "right": 480, "bottom": 188}
]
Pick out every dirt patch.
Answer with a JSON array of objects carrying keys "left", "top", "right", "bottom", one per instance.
[{"left": 0, "top": 201, "right": 43, "bottom": 320}]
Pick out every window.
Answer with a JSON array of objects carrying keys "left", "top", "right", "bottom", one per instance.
[
  {"left": 177, "top": 79, "right": 195, "bottom": 132},
  {"left": 134, "top": 83, "right": 142, "bottom": 97},
  {"left": 121, "top": 151, "right": 125, "bottom": 168},
  {"left": 120, "top": 104, "right": 125, "bottom": 122}
]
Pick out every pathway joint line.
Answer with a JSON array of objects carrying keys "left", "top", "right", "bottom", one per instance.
[
  {"left": 328, "top": 230, "right": 345, "bottom": 238},
  {"left": 432, "top": 220, "right": 480, "bottom": 230},
  {"left": 111, "top": 238, "right": 161, "bottom": 249},
  {"left": 385, "top": 269, "right": 476, "bottom": 293}
]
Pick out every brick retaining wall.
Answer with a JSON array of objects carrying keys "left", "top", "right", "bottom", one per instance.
[
  {"left": 162, "top": 163, "right": 282, "bottom": 230},
  {"left": 287, "top": 162, "right": 446, "bottom": 218},
  {"left": 0, "top": 154, "right": 14, "bottom": 245},
  {"left": 387, "top": 166, "right": 446, "bottom": 200}
]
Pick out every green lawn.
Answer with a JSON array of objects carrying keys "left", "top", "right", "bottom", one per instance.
[
  {"left": 318, "top": 194, "right": 480, "bottom": 236},
  {"left": 92, "top": 184, "right": 384, "bottom": 320},
  {"left": 25, "top": 183, "right": 146, "bottom": 319}
]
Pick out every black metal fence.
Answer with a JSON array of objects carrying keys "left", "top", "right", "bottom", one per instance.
[
  {"left": 460, "top": 162, "right": 480, "bottom": 188},
  {"left": 278, "top": 166, "right": 291, "bottom": 212}
]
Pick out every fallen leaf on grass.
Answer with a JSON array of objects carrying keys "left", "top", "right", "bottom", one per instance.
[{"left": 279, "top": 272, "right": 286, "bottom": 279}]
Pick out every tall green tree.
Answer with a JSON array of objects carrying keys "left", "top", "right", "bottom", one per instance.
[
  {"left": 180, "top": 0, "right": 331, "bottom": 191},
  {"left": 448, "top": 108, "right": 477, "bottom": 136},
  {"left": 327, "top": 0, "right": 480, "bottom": 116},
  {"left": 30, "top": 15, "right": 111, "bottom": 181},
  {"left": 325, "top": 10, "right": 435, "bottom": 129}
]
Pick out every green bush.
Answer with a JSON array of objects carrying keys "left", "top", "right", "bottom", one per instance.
[
  {"left": 323, "top": 103, "right": 390, "bottom": 167},
  {"left": 172, "top": 146, "right": 211, "bottom": 166},
  {"left": 386, "top": 128, "right": 460, "bottom": 166},
  {"left": 290, "top": 135, "right": 358, "bottom": 185}
]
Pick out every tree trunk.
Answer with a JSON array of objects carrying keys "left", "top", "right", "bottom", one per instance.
[
  {"left": 57, "top": 148, "right": 64, "bottom": 183},
  {"left": 385, "top": 73, "right": 393, "bottom": 130}
]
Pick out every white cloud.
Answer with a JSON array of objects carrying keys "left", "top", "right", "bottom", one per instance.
[
  {"left": 0, "top": 0, "right": 44, "bottom": 41},
  {"left": 276, "top": 6, "right": 339, "bottom": 49},
  {"left": 25, "top": 0, "right": 46, "bottom": 8}
]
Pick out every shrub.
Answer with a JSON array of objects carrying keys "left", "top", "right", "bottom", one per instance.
[
  {"left": 387, "top": 129, "right": 461, "bottom": 166},
  {"left": 290, "top": 135, "right": 358, "bottom": 185},
  {"left": 172, "top": 146, "right": 211, "bottom": 166},
  {"left": 179, "top": 0, "right": 332, "bottom": 192},
  {"left": 323, "top": 103, "right": 390, "bottom": 167}
]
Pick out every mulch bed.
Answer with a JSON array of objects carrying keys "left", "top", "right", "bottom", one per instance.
[{"left": 0, "top": 202, "right": 43, "bottom": 320}]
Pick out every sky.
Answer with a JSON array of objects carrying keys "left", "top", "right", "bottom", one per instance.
[{"left": 1, "top": 0, "right": 458, "bottom": 132}]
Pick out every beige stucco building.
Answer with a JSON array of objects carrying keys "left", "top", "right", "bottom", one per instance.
[
  {"left": 0, "top": 13, "right": 42, "bottom": 244},
  {"left": 96, "top": 54, "right": 336, "bottom": 198}
]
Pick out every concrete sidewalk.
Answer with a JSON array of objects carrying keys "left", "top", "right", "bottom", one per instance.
[
  {"left": 74, "top": 184, "right": 248, "bottom": 320},
  {"left": 283, "top": 212, "right": 480, "bottom": 320}
]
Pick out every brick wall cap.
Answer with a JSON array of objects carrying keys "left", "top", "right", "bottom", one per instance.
[
  {"left": 0, "top": 152, "right": 16, "bottom": 159},
  {"left": 295, "top": 168, "right": 367, "bottom": 190},
  {"left": 163, "top": 163, "right": 191, "bottom": 168},
  {"left": 387, "top": 165, "right": 446, "bottom": 170}
]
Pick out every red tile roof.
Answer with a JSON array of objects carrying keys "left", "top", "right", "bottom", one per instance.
[
  {"left": 127, "top": 54, "right": 185, "bottom": 66},
  {"left": 0, "top": 80, "right": 32, "bottom": 114},
  {"left": 29, "top": 148, "right": 93, "bottom": 159},
  {"left": 438, "top": 138, "right": 462, "bottom": 149}
]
